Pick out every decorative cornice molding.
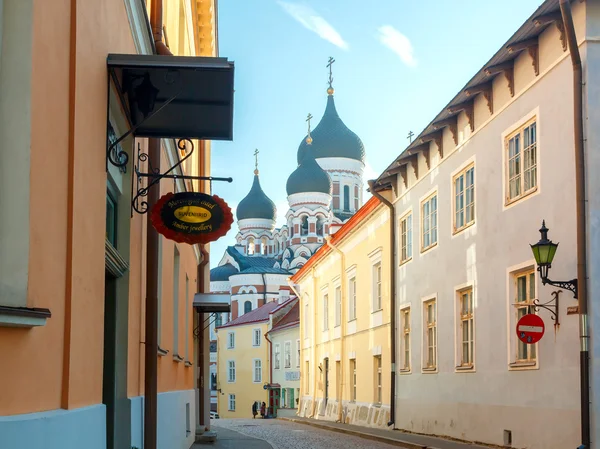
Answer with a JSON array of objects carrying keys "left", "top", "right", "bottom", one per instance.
[{"left": 105, "top": 239, "right": 129, "bottom": 278}]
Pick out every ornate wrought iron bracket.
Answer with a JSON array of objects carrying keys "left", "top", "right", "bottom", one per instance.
[
  {"left": 132, "top": 140, "right": 233, "bottom": 215},
  {"left": 533, "top": 290, "right": 561, "bottom": 326},
  {"left": 541, "top": 276, "right": 578, "bottom": 299}
]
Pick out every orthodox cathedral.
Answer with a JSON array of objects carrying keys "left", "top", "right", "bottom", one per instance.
[{"left": 210, "top": 62, "right": 366, "bottom": 318}]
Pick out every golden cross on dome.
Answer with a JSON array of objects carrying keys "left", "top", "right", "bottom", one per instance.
[
  {"left": 306, "top": 113, "right": 313, "bottom": 145},
  {"left": 254, "top": 148, "right": 259, "bottom": 173},
  {"left": 327, "top": 56, "right": 335, "bottom": 91}
]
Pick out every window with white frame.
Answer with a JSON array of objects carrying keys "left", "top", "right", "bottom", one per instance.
[
  {"left": 400, "top": 213, "right": 412, "bottom": 263},
  {"left": 227, "top": 360, "right": 236, "bottom": 382},
  {"left": 253, "top": 359, "right": 262, "bottom": 382},
  {"left": 373, "top": 262, "right": 382, "bottom": 311},
  {"left": 284, "top": 341, "right": 291, "bottom": 368},
  {"left": 400, "top": 307, "right": 411, "bottom": 372},
  {"left": 350, "top": 358, "right": 357, "bottom": 401},
  {"left": 323, "top": 294, "right": 329, "bottom": 330},
  {"left": 374, "top": 356, "right": 382, "bottom": 403},
  {"left": 253, "top": 329, "right": 261, "bottom": 347},
  {"left": 296, "top": 339, "right": 300, "bottom": 367},
  {"left": 348, "top": 277, "right": 357, "bottom": 321},
  {"left": 454, "top": 164, "right": 475, "bottom": 232},
  {"left": 334, "top": 286, "right": 341, "bottom": 327},
  {"left": 228, "top": 394, "right": 236, "bottom": 411},
  {"left": 424, "top": 299, "right": 437, "bottom": 370},
  {"left": 274, "top": 344, "right": 281, "bottom": 369},
  {"left": 458, "top": 288, "right": 474, "bottom": 368},
  {"left": 506, "top": 119, "right": 537, "bottom": 204},
  {"left": 421, "top": 193, "right": 438, "bottom": 251},
  {"left": 513, "top": 269, "right": 537, "bottom": 364},
  {"left": 227, "top": 332, "right": 235, "bottom": 349}
]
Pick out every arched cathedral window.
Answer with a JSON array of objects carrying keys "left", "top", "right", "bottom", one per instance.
[
  {"left": 316, "top": 217, "right": 325, "bottom": 236},
  {"left": 343, "top": 185, "right": 350, "bottom": 211},
  {"left": 261, "top": 237, "right": 268, "bottom": 255},
  {"left": 244, "top": 301, "right": 252, "bottom": 314},
  {"left": 248, "top": 237, "right": 255, "bottom": 255},
  {"left": 301, "top": 216, "right": 309, "bottom": 236}
]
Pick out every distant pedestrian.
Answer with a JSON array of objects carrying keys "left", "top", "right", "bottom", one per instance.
[
  {"left": 260, "top": 402, "right": 266, "bottom": 419},
  {"left": 252, "top": 401, "right": 258, "bottom": 419}
]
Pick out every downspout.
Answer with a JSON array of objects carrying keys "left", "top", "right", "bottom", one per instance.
[
  {"left": 197, "top": 244, "right": 209, "bottom": 431},
  {"left": 368, "top": 181, "right": 396, "bottom": 428},
  {"left": 264, "top": 332, "right": 274, "bottom": 387},
  {"left": 309, "top": 267, "right": 319, "bottom": 418},
  {"left": 145, "top": 3, "right": 173, "bottom": 449},
  {"left": 558, "top": 2, "right": 590, "bottom": 447},
  {"left": 325, "top": 236, "right": 346, "bottom": 424}
]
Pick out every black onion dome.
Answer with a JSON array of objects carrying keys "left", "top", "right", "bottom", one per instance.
[
  {"left": 297, "top": 94, "right": 365, "bottom": 164},
  {"left": 236, "top": 174, "right": 277, "bottom": 221},
  {"left": 210, "top": 263, "right": 239, "bottom": 281},
  {"left": 286, "top": 145, "right": 332, "bottom": 196}
]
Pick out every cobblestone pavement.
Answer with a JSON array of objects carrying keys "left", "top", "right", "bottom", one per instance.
[{"left": 211, "top": 418, "right": 399, "bottom": 449}]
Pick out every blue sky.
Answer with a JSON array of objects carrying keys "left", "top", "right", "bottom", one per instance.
[{"left": 209, "top": 0, "right": 543, "bottom": 267}]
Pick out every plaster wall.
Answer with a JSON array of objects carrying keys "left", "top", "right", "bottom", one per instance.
[{"left": 270, "top": 325, "right": 301, "bottom": 406}]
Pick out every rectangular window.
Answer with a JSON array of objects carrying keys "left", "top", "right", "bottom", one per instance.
[
  {"left": 323, "top": 294, "right": 329, "bottom": 330},
  {"left": 274, "top": 344, "right": 281, "bottom": 370},
  {"left": 227, "top": 361, "right": 236, "bottom": 382},
  {"left": 253, "top": 329, "right": 261, "bottom": 347},
  {"left": 506, "top": 120, "right": 537, "bottom": 203},
  {"left": 106, "top": 192, "right": 117, "bottom": 246},
  {"left": 284, "top": 341, "right": 291, "bottom": 368},
  {"left": 373, "top": 262, "right": 382, "bottom": 311},
  {"left": 296, "top": 339, "right": 300, "bottom": 368},
  {"left": 350, "top": 359, "right": 357, "bottom": 401},
  {"left": 515, "top": 270, "right": 537, "bottom": 363},
  {"left": 228, "top": 394, "right": 236, "bottom": 411},
  {"left": 424, "top": 299, "right": 437, "bottom": 370},
  {"left": 173, "top": 247, "right": 180, "bottom": 355},
  {"left": 348, "top": 277, "right": 357, "bottom": 321},
  {"left": 459, "top": 288, "right": 474, "bottom": 368},
  {"left": 400, "top": 213, "right": 413, "bottom": 263},
  {"left": 253, "top": 359, "right": 262, "bottom": 382},
  {"left": 454, "top": 165, "right": 475, "bottom": 232},
  {"left": 335, "top": 286, "right": 341, "bottom": 327},
  {"left": 421, "top": 194, "right": 438, "bottom": 251},
  {"left": 227, "top": 332, "right": 235, "bottom": 349},
  {"left": 374, "top": 356, "right": 382, "bottom": 403},
  {"left": 401, "top": 308, "right": 411, "bottom": 371},
  {"left": 354, "top": 185, "right": 359, "bottom": 210}
]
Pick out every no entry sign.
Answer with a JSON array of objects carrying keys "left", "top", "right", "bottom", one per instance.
[{"left": 516, "top": 314, "right": 545, "bottom": 344}]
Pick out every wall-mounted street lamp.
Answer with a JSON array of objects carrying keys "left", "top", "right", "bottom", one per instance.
[{"left": 530, "top": 220, "right": 578, "bottom": 298}]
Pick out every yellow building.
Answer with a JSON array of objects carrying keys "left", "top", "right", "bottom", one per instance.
[{"left": 292, "top": 196, "right": 392, "bottom": 428}]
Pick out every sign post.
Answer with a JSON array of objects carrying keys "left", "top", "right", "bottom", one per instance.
[{"left": 516, "top": 313, "right": 545, "bottom": 344}]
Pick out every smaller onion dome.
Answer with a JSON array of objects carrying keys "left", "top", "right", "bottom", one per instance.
[
  {"left": 210, "top": 263, "right": 239, "bottom": 281},
  {"left": 236, "top": 172, "right": 277, "bottom": 221},
  {"left": 286, "top": 145, "right": 332, "bottom": 196}
]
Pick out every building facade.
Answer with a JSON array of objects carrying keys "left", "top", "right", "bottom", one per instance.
[
  {"left": 293, "top": 197, "right": 392, "bottom": 429},
  {"left": 370, "top": 1, "right": 593, "bottom": 447},
  {"left": 0, "top": 1, "right": 225, "bottom": 449}
]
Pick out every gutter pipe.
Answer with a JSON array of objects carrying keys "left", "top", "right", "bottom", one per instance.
[
  {"left": 368, "top": 180, "right": 396, "bottom": 428},
  {"left": 558, "top": 2, "right": 590, "bottom": 447}
]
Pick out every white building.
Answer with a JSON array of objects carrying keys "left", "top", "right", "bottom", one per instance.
[{"left": 370, "top": 1, "right": 596, "bottom": 448}]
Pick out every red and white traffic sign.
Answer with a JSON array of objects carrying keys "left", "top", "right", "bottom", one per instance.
[{"left": 516, "top": 313, "right": 545, "bottom": 344}]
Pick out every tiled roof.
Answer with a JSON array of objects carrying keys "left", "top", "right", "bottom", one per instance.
[
  {"left": 240, "top": 267, "right": 292, "bottom": 275},
  {"left": 226, "top": 246, "right": 277, "bottom": 271},
  {"left": 216, "top": 300, "right": 280, "bottom": 329},
  {"left": 270, "top": 303, "right": 299, "bottom": 333}
]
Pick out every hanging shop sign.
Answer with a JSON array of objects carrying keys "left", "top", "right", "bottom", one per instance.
[
  {"left": 150, "top": 192, "right": 233, "bottom": 245},
  {"left": 516, "top": 313, "right": 545, "bottom": 344}
]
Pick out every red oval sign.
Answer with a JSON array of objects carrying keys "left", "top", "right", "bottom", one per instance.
[{"left": 516, "top": 313, "right": 545, "bottom": 344}]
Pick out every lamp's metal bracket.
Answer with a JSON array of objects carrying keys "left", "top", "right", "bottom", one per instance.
[
  {"left": 132, "top": 140, "right": 233, "bottom": 215},
  {"left": 542, "top": 277, "right": 578, "bottom": 299},
  {"left": 533, "top": 290, "right": 561, "bottom": 326}
]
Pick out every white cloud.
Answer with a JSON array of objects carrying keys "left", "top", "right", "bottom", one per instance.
[
  {"left": 278, "top": 1, "right": 349, "bottom": 50},
  {"left": 363, "top": 160, "right": 380, "bottom": 183},
  {"left": 377, "top": 25, "right": 417, "bottom": 67}
]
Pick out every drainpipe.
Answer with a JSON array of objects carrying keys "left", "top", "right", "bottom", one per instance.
[
  {"left": 325, "top": 236, "right": 346, "bottom": 424},
  {"left": 145, "top": 3, "right": 174, "bottom": 449},
  {"left": 558, "top": 2, "right": 590, "bottom": 447},
  {"left": 309, "top": 267, "right": 319, "bottom": 418},
  {"left": 197, "top": 244, "right": 209, "bottom": 432},
  {"left": 264, "top": 332, "right": 274, "bottom": 387},
  {"left": 368, "top": 181, "right": 396, "bottom": 428}
]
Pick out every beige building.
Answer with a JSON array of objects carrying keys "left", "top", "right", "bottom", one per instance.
[
  {"left": 292, "top": 197, "right": 392, "bottom": 428},
  {"left": 370, "top": 1, "right": 597, "bottom": 448}
]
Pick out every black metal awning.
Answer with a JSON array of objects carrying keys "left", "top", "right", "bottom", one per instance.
[
  {"left": 193, "top": 293, "right": 230, "bottom": 313},
  {"left": 107, "top": 54, "right": 234, "bottom": 140}
]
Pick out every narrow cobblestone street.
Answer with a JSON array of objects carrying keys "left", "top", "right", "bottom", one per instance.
[{"left": 211, "top": 419, "right": 399, "bottom": 449}]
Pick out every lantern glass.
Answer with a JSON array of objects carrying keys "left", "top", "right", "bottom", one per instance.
[{"left": 531, "top": 241, "right": 559, "bottom": 266}]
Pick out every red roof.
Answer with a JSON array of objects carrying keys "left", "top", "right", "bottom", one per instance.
[
  {"left": 269, "top": 303, "right": 299, "bottom": 333},
  {"left": 216, "top": 300, "right": 280, "bottom": 329}
]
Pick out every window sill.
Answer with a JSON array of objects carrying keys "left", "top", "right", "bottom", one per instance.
[
  {"left": 173, "top": 354, "right": 184, "bottom": 363},
  {"left": 399, "top": 369, "right": 411, "bottom": 375},
  {"left": 455, "top": 365, "right": 475, "bottom": 372},
  {"left": 348, "top": 318, "right": 357, "bottom": 323},
  {"left": 371, "top": 308, "right": 383, "bottom": 314},
  {"left": 422, "top": 367, "right": 437, "bottom": 374},
  {"left": 0, "top": 306, "right": 51, "bottom": 328},
  {"left": 399, "top": 257, "right": 412, "bottom": 266},
  {"left": 158, "top": 346, "right": 169, "bottom": 357},
  {"left": 420, "top": 242, "right": 438, "bottom": 254},
  {"left": 509, "top": 361, "right": 538, "bottom": 370},
  {"left": 185, "top": 360, "right": 193, "bottom": 367},
  {"left": 227, "top": 346, "right": 235, "bottom": 350},
  {"left": 505, "top": 188, "right": 538, "bottom": 208},
  {"left": 453, "top": 222, "right": 475, "bottom": 236}
]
